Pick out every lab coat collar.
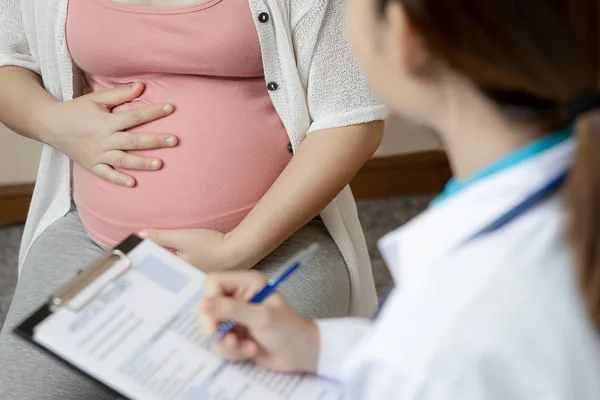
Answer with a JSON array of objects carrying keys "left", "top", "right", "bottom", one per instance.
[{"left": 378, "top": 138, "right": 577, "bottom": 289}]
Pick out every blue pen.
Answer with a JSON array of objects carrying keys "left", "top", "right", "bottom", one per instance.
[{"left": 203, "top": 243, "right": 320, "bottom": 347}]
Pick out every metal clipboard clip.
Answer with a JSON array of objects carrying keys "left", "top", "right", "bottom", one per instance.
[{"left": 49, "top": 249, "right": 132, "bottom": 312}]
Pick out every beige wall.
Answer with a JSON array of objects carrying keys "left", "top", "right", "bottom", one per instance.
[
  {"left": 0, "top": 124, "right": 42, "bottom": 185},
  {"left": 0, "top": 117, "right": 440, "bottom": 185},
  {"left": 376, "top": 115, "right": 441, "bottom": 156}
]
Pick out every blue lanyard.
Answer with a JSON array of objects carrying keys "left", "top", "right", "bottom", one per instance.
[{"left": 374, "top": 169, "right": 569, "bottom": 319}]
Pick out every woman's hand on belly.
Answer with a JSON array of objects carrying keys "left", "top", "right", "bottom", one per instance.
[
  {"left": 139, "top": 228, "right": 244, "bottom": 273},
  {"left": 44, "top": 82, "right": 178, "bottom": 187}
]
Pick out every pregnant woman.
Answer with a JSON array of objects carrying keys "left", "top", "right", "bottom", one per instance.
[{"left": 0, "top": 0, "right": 386, "bottom": 397}]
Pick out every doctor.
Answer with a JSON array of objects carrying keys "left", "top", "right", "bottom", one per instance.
[{"left": 198, "top": 0, "right": 600, "bottom": 398}]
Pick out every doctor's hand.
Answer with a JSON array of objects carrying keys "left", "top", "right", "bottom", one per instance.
[
  {"left": 139, "top": 228, "right": 242, "bottom": 273},
  {"left": 198, "top": 271, "right": 320, "bottom": 374}
]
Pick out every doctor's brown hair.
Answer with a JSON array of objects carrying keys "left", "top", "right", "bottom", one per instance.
[{"left": 377, "top": 0, "right": 600, "bottom": 330}]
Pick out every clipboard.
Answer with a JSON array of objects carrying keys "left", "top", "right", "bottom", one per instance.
[
  {"left": 12, "top": 235, "right": 342, "bottom": 400},
  {"left": 14, "top": 234, "right": 143, "bottom": 400}
]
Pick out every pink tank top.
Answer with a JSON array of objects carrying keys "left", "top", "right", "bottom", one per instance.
[{"left": 67, "top": 0, "right": 292, "bottom": 247}]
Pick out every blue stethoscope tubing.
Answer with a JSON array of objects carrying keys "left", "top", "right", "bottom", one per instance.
[{"left": 465, "top": 168, "right": 569, "bottom": 243}]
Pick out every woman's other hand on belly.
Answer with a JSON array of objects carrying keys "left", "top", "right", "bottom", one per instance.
[
  {"left": 139, "top": 228, "right": 248, "bottom": 273},
  {"left": 42, "top": 82, "right": 178, "bottom": 187}
]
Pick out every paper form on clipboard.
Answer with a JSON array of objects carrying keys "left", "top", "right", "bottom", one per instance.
[{"left": 15, "top": 235, "right": 343, "bottom": 400}]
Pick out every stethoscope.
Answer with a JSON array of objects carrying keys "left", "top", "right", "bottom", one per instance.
[
  {"left": 465, "top": 168, "right": 569, "bottom": 243},
  {"left": 374, "top": 168, "right": 570, "bottom": 318}
]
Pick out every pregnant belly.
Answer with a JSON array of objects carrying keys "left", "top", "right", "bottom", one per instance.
[{"left": 73, "top": 75, "right": 292, "bottom": 247}]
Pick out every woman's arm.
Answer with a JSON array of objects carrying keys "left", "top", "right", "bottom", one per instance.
[
  {"left": 0, "top": 0, "right": 55, "bottom": 142},
  {"left": 141, "top": 121, "right": 383, "bottom": 270},
  {"left": 221, "top": 0, "right": 386, "bottom": 268},
  {"left": 219, "top": 0, "right": 387, "bottom": 268},
  {"left": 225, "top": 0, "right": 388, "bottom": 269},
  {"left": 0, "top": 66, "right": 60, "bottom": 143},
  {"left": 227, "top": 121, "right": 384, "bottom": 270}
]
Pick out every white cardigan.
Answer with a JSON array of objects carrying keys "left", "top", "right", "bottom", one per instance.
[{"left": 0, "top": 0, "right": 387, "bottom": 317}]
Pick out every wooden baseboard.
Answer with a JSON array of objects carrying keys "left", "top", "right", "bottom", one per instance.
[
  {"left": 351, "top": 150, "right": 451, "bottom": 198},
  {"left": 0, "top": 150, "right": 451, "bottom": 227},
  {"left": 0, "top": 183, "right": 35, "bottom": 227}
]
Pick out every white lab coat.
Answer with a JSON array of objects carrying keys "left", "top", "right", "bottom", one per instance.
[{"left": 316, "top": 138, "right": 600, "bottom": 399}]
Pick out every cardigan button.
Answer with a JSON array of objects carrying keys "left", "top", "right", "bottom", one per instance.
[
  {"left": 267, "top": 82, "right": 278, "bottom": 91},
  {"left": 258, "top": 12, "right": 270, "bottom": 23},
  {"left": 288, "top": 142, "right": 293, "bottom": 153}
]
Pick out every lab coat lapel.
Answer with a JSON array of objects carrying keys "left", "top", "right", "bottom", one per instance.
[{"left": 378, "top": 138, "right": 576, "bottom": 291}]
